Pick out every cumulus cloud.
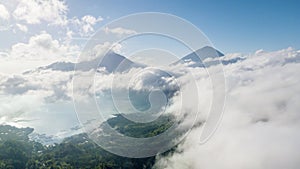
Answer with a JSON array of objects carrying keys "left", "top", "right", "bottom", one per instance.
[
  {"left": 68, "top": 15, "right": 103, "bottom": 36},
  {"left": 0, "top": 0, "right": 107, "bottom": 73},
  {"left": 0, "top": 68, "right": 73, "bottom": 100},
  {"left": 0, "top": 3, "right": 10, "bottom": 20},
  {"left": 11, "top": 32, "right": 61, "bottom": 59},
  {"left": 13, "top": 0, "right": 68, "bottom": 25},
  {"left": 0, "top": 3, "right": 10, "bottom": 30},
  {"left": 78, "top": 42, "right": 122, "bottom": 62},
  {"left": 81, "top": 15, "right": 103, "bottom": 33},
  {"left": 9, "top": 31, "right": 79, "bottom": 61},
  {"left": 0, "top": 68, "right": 77, "bottom": 136},
  {"left": 0, "top": 0, "right": 104, "bottom": 39},
  {"left": 104, "top": 27, "right": 137, "bottom": 36},
  {"left": 154, "top": 48, "right": 300, "bottom": 169},
  {"left": 0, "top": 94, "right": 45, "bottom": 125},
  {"left": 0, "top": 51, "right": 9, "bottom": 58},
  {"left": 15, "top": 23, "right": 28, "bottom": 32}
]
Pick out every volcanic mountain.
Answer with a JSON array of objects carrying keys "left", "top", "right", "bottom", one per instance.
[
  {"left": 33, "top": 52, "right": 143, "bottom": 73},
  {"left": 173, "top": 46, "right": 224, "bottom": 67}
]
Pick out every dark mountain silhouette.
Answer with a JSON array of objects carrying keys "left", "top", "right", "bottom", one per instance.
[
  {"left": 32, "top": 52, "right": 143, "bottom": 73},
  {"left": 173, "top": 46, "right": 224, "bottom": 67}
]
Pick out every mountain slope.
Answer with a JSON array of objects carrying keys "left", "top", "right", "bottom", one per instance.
[
  {"left": 173, "top": 46, "right": 224, "bottom": 67},
  {"left": 32, "top": 52, "right": 142, "bottom": 73},
  {"left": 0, "top": 112, "right": 174, "bottom": 169}
]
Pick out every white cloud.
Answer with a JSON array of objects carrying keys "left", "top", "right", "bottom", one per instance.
[
  {"left": 0, "top": 51, "right": 9, "bottom": 58},
  {"left": 0, "top": 3, "right": 10, "bottom": 30},
  {"left": 0, "top": 65, "right": 81, "bottom": 135},
  {"left": 16, "top": 23, "right": 28, "bottom": 32},
  {"left": 0, "top": 68, "right": 75, "bottom": 134},
  {"left": 10, "top": 32, "right": 78, "bottom": 60},
  {"left": 10, "top": 32, "right": 60, "bottom": 59},
  {"left": 104, "top": 27, "right": 137, "bottom": 36},
  {"left": 68, "top": 15, "right": 103, "bottom": 36},
  {"left": 13, "top": 0, "right": 68, "bottom": 25},
  {"left": 82, "top": 15, "right": 103, "bottom": 25},
  {"left": 81, "top": 15, "right": 102, "bottom": 34},
  {"left": 0, "top": 94, "right": 45, "bottom": 125},
  {"left": 79, "top": 42, "right": 122, "bottom": 61},
  {"left": 0, "top": 31, "right": 79, "bottom": 74},
  {"left": 154, "top": 48, "right": 300, "bottom": 169},
  {"left": 0, "top": 3, "right": 10, "bottom": 20}
]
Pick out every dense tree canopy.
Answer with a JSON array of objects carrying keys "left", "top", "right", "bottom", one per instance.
[{"left": 0, "top": 114, "right": 176, "bottom": 169}]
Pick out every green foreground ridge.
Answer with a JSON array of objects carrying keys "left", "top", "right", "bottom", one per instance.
[{"left": 0, "top": 114, "right": 176, "bottom": 169}]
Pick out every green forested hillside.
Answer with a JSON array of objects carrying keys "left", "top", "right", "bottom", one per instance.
[{"left": 0, "top": 114, "right": 175, "bottom": 169}]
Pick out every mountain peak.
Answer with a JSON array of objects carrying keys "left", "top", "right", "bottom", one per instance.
[
  {"left": 187, "top": 46, "right": 224, "bottom": 61},
  {"left": 29, "top": 52, "right": 142, "bottom": 73},
  {"left": 172, "top": 46, "right": 224, "bottom": 66}
]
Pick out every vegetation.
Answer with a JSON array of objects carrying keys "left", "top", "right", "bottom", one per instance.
[
  {"left": 0, "top": 114, "right": 175, "bottom": 169},
  {"left": 107, "top": 114, "right": 174, "bottom": 138}
]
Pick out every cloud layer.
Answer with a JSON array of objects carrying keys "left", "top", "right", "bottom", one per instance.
[
  {"left": 1, "top": 47, "right": 299, "bottom": 168},
  {"left": 154, "top": 48, "right": 300, "bottom": 169}
]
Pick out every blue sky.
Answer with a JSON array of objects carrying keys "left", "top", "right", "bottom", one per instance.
[
  {"left": 0, "top": 0, "right": 299, "bottom": 69},
  {"left": 68, "top": 0, "right": 300, "bottom": 53}
]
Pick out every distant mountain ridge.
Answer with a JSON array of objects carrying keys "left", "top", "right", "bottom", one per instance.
[
  {"left": 27, "top": 46, "right": 228, "bottom": 74},
  {"left": 27, "top": 52, "right": 143, "bottom": 73},
  {"left": 173, "top": 46, "right": 224, "bottom": 67},
  {"left": 180, "top": 46, "right": 224, "bottom": 62}
]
